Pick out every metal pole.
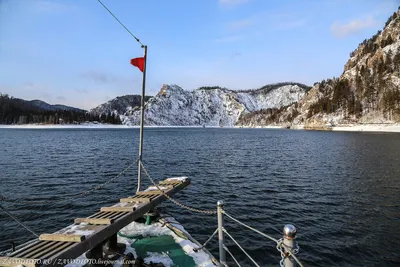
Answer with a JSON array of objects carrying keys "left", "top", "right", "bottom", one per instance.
[
  {"left": 137, "top": 45, "right": 147, "bottom": 193},
  {"left": 217, "top": 200, "right": 226, "bottom": 266},
  {"left": 283, "top": 224, "right": 297, "bottom": 267}
]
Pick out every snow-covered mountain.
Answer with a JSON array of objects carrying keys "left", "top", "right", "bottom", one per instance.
[
  {"left": 116, "top": 83, "right": 308, "bottom": 126},
  {"left": 89, "top": 95, "right": 151, "bottom": 116}
]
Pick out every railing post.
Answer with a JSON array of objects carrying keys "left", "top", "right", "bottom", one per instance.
[
  {"left": 283, "top": 224, "right": 297, "bottom": 267},
  {"left": 217, "top": 200, "right": 226, "bottom": 266}
]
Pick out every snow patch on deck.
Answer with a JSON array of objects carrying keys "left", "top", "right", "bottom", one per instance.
[
  {"left": 119, "top": 221, "right": 215, "bottom": 267},
  {"left": 55, "top": 222, "right": 96, "bottom": 237},
  {"left": 144, "top": 186, "right": 172, "bottom": 192},
  {"left": 165, "top": 176, "right": 188, "bottom": 182},
  {"left": 144, "top": 252, "right": 174, "bottom": 267}
]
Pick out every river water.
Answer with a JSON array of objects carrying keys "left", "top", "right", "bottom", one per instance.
[{"left": 0, "top": 128, "right": 399, "bottom": 266}]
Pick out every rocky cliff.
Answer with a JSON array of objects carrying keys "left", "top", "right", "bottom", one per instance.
[
  {"left": 237, "top": 7, "right": 400, "bottom": 127},
  {"left": 90, "top": 83, "right": 309, "bottom": 126}
]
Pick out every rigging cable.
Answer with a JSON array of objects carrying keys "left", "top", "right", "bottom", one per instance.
[
  {"left": 0, "top": 205, "right": 39, "bottom": 237},
  {"left": 0, "top": 160, "right": 137, "bottom": 205},
  {"left": 96, "top": 0, "right": 145, "bottom": 47}
]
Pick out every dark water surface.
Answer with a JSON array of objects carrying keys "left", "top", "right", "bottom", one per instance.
[{"left": 0, "top": 128, "right": 399, "bottom": 266}]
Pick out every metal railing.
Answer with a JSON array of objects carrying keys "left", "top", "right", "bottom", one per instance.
[{"left": 197, "top": 200, "right": 303, "bottom": 267}]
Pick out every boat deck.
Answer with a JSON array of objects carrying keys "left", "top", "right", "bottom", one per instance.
[{"left": 0, "top": 177, "right": 190, "bottom": 267}]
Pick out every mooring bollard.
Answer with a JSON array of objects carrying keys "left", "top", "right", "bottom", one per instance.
[
  {"left": 217, "top": 200, "right": 226, "bottom": 266},
  {"left": 283, "top": 224, "right": 297, "bottom": 267}
]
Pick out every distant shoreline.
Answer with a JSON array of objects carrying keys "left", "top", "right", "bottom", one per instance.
[
  {"left": 0, "top": 124, "right": 129, "bottom": 129},
  {"left": 237, "top": 124, "right": 400, "bottom": 133},
  {"left": 0, "top": 124, "right": 211, "bottom": 129},
  {"left": 0, "top": 123, "right": 399, "bottom": 133},
  {"left": 331, "top": 124, "right": 400, "bottom": 133}
]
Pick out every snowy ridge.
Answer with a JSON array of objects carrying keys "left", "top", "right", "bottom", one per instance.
[
  {"left": 120, "top": 83, "right": 306, "bottom": 126},
  {"left": 89, "top": 95, "right": 150, "bottom": 117}
]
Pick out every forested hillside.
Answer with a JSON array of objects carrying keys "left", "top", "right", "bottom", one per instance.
[
  {"left": 237, "top": 7, "right": 400, "bottom": 126},
  {"left": 0, "top": 94, "right": 121, "bottom": 125}
]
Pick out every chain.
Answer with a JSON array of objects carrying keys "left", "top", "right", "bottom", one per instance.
[
  {"left": 277, "top": 238, "right": 300, "bottom": 267},
  {"left": 140, "top": 161, "right": 217, "bottom": 215},
  {"left": 0, "top": 160, "right": 137, "bottom": 205}
]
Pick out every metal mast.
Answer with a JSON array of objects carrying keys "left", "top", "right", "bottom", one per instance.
[{"left": 137, "top": 45, "right": 147, "bottom": 192}]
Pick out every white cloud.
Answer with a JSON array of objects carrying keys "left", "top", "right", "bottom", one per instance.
[
  {"left": 330, "top": 17, "right": 379, "bottom": 38},
  {"left": 219, "top": 0, "right": 250, "bottom": 7}
]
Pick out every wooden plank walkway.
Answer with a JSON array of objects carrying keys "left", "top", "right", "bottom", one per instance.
[{"left": 0, "top": 177, "right": 190, "bottom": 267}]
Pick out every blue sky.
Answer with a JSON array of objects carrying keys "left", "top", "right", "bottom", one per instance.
[{"left": 0, "top": 0, "right": 399, "bottom": 109}]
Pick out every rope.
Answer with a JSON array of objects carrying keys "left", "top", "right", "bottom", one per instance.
[
  {"left": 140, "top": 161, "right": 217, "bottom": 215},
  {"left": 223, "top": 245, "right": 242, "bottom": 267},
  {"left": 0, "top": 160, "right": 137, "bottom": 205},
  {"left": 96, "top": 0, "right": 145, "bottom": 47},
  {"left": 0, "top": 205, "right": 39, "bottom": 237},
  {"left": 223, "top": 211, "right": 279, "bottom": 243},
  {"left": 223, "top": 229, "right": 260, "bottom": 267},
  {"left": 193, "top": 228, "right": 218, "bottom": 252}
]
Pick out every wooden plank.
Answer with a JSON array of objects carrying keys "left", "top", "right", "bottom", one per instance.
[
  {"left": 137, "top": 190, "right": 165, "bottom": 195},
  {"left": 97, "top": 211, "right": 113, "bottom": 219},
  {"left": 120, "top": 197, "right": 151, "bottom": 203},
  {"left": 9, "top": 241, "right": 41, "bottom": 257},
  {"left": 87, "top": 211, "right": 102, "bottom": 219},
  {"left": 55, "top": 224, "right": 101, "bottom": 236},
  {"left": 0, "top": 256, "right": 40, "bottom": 267},
  {"left": 45, "top": 242, "right": 78, "bottom": 264},
  {"left": 159, "top": 180, "right": 182, "bottom": 185},
  {"left": 39, "top": 234, "right": 85, "bottom": 243},
  {"left": 30, "top": 242, "right": 65, "bottom": 260},
  {"left": 74, "top": 218, "right": 113, "bottom": 225},
  {"left": 47, "top": 179, "right": 190, "bottom": 266},
  {"left": 38, "top": 242, "right": 74, "bottom": 261},
  {"left": 23, "top": 242, "right": 55, "bottom": 259},
  {"left": 109, "top": 212, "right": 128, "bottom": 220},
  {"left": 146, "top": 185, "right": 174, "bottom": 191},
  {"left": 3, "top": 178, "right": 190, "bottom": 267},
  {"left": 100, "top": 206, "right": 136, "bottom": 212}
]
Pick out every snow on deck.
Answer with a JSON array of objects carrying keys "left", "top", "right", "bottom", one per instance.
[
  {"left": 165, "top": 176, "right": 188, "bottom": 182},
  {"left": 119, "top": 220, "right": 215, "bottom": 267},
  {"left": 63, "top": 218, "right": 215, "bottom": 267},
  {"left": 54, "top": 222, "right": 98, "bottom": 237},
  {"left": 144, "top": 186, "right": 172, "bottom": 192}
]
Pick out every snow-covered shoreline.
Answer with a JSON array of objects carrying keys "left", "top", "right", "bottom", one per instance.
[
  {"left": 237, "top": 124, "right": 400, "bottom": 133},
  {"left": 0, "top": 124, "right": 210, "bottom": 129},
  {"left": 331, "top": 124, "right": 400, "bottom": 133},
  {"left": 0, "top": 124, "right": 130, "bottom": 129},
  {"left": 1, "top": 123, "right": 400, "bottom": 133}
]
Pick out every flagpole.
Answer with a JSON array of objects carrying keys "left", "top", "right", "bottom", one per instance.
[{"left": 137, "top": 45, "right": 147, "bottom": 192}]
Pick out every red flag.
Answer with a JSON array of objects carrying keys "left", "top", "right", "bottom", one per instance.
[{"left": 130, "top": 57, "right": 145, "bottom": 72}]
